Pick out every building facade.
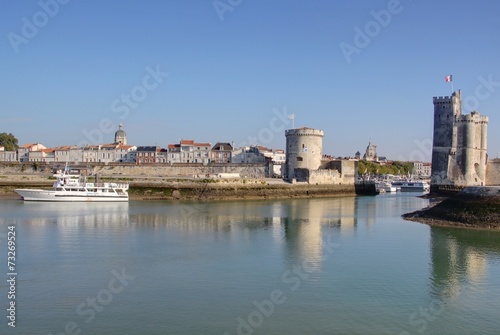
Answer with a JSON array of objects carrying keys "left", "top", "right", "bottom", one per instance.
[
  {"left": 18, "top": 143, "right": 46, "bottom": 162},
  {"left": 0, "top": 150, "right": 17, "bottom": 162},
  {"left": 211, "top": 142, "right": 233, "bottom": 163},
  {"left": 136, "top": 146, "right": 159, "bottom": 164},
  {"left": 167, "top": 140, "right": 211, "bottom": 164},
  {"left": 413, "top": 162, "right": 432, "bottom": 177}
]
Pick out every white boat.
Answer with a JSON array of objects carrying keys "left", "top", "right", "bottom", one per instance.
[
  {"left": 15, "top": 167, "right": 129, "bottom": 202},
  {"left": 400, "top": 181, "right": 430, "bottom": 193},
  {"left": 375, "top": 182, "right": 397, "bottom": 193}
]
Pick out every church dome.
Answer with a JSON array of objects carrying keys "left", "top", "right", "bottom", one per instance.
[{"left": 114, "top": 124, "right": 127, "bottom": 144}]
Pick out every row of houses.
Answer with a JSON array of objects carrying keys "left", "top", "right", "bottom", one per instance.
[{"left": 0, "top": 141, "right": 286, "bottom": 165}]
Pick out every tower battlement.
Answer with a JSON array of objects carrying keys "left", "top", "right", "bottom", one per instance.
[
  {"left": 458, "top": 112, "right": 489, "bottom": 123},
  {"left": 433, "top": 96, "right": 453, "bottom": 102},
  {"left": 433, "top": 90, "right": 461, "bottom": 104},
  {"left": 285, "top": 128, "right": 324, "bottom": 137}
]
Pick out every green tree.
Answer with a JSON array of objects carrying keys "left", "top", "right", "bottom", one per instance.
[{"left": 0, "top": 133, "right": 19, "bottom": 151}]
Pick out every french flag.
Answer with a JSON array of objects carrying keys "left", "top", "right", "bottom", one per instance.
[{"left": 445, "top": 75, "right": 452, "bottom": 82}]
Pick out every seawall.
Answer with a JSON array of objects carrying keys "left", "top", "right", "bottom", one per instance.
[
  {"left": 0, "top": 180, "right": 356, "bottom": 201},
  {"left": 0, "top": 162, "right": 362, "bottom": 201}
]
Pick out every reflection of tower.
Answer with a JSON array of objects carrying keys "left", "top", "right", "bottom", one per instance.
[
  {"left": 283, "top": 197, "right": 357, "bottom": 267},
  {"left": 114, "top": 124, "right": 127, "bottom": 145},
  {"left": 285, "top": 127, "right": 324, "bottom": 180},
  {"left": 284, "top": 199, "right": 326, "bottom": 268},
  {"left": 338, "top": 197, "right": 357, "bottom": 236},
  {"left": 430, "top": 227, "right": 489, "bottom": 299}
]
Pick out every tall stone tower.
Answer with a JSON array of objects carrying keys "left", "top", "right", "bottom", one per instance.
[
  {"left": 285, "top": 127, "right": 324, "bottom": 180},
  {"left": 431, "top": 90, "right": 488, "bottom": 190},
  {"left": 114, "top": 124, "right": 127, "bottom": 145}
]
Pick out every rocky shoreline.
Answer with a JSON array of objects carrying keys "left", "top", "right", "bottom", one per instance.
[{"left": 403, "top": 187, "right": 500, "bottom": 230}]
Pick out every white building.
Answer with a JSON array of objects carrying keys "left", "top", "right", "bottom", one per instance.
[
  {"left": 0, "top": 149, "right": 17, "bottom": 162},
  {"left": 18, "top": 143, "right": 46, "bottom": 162},
  {"left": 53, "top": 146, "right": 84, "bottom": 162},
  {"left": 231, "top": 146, "right": 266, "bottom": 164},
  {"left": 80, "top": 144, "right": 136, "bottom": 163},
  {"left": 82, "top": 145, "right": 100, "bottom": 163},
  {"left": 413, "top": 162, "right": 432, "bottom": 177},
  {"left": 167, "top": 140, "right": 211, "bottom": 164},
  {"left": 28, "top": 148, "right": 55, "bottom": 162}
]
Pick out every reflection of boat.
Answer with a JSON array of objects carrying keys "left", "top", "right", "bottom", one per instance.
[
  {"left": 15, "top": 166, "right": 129, "bottom": 202},
  {"left": 400, "top": 181, "right": 430, "bottom": 193}
]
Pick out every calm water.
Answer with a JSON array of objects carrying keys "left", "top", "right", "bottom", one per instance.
[{"left": 0, "top": 194, "right": 499, "bottom": 335}]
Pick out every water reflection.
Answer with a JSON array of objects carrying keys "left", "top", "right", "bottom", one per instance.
[
  {"left": 430, "top": 226, "right": 500, "bottom": 299},
  {"left": 16, "top": 197, "right": 358, "bottom": 268},
  {"left": 283, "top": 198, "right": 357, "bottom": 266},
  {"left": 20, "top": 202, "right": 130, "bottom": 227}
]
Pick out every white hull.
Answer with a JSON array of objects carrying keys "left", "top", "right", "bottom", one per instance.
[
  {"left": 15, "top": 189, "right": 128, "bottom": 202},
  {"left": 400, "top": 182, "right": 430, "bottom": 193}
]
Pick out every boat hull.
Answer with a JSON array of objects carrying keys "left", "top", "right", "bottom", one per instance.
[
  {"left": 15, "top": 189, "right": 129, "bottom": 202},
  {"left": 400, "top": 187, "right": 428, "bottom": 192}
]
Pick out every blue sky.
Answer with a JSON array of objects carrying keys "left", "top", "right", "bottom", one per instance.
[{"left": 1, "top": 0, "right": 500, "bottom": 161}]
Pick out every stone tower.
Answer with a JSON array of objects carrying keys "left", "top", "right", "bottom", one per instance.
[
  {"left": 114, "top": 124, "right": 127, "bottom": 145},
  {"left": 285, "top": 127, "right": 324, "bottom": 180},
  {"left": 431, "top": 90, "right": 488, "bottom": 190}
]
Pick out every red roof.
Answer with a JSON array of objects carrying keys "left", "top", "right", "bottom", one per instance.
[
  {"left": 19, "top": 143, "right": 38, "bottom": 149},
  {"left": 180, "top": 140, "right": 194, "bottom": 145},
  {"left": 117, "top": 145, "right": 134, "bottom": 150}
]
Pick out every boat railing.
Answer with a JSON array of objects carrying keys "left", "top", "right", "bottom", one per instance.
[{"left": 85, "top": 182, "right": 129, "bottom": 189}]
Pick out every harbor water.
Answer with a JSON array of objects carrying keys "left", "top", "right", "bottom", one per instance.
[{"left": 0, "top": 194, "right": 499, "bottom": 334}]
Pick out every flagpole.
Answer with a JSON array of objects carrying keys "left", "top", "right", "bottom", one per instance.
[{"left": 451, "top": 74, "right": 454, "bottom": 94}]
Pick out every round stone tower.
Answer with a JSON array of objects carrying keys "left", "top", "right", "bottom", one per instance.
[
  {"left": 285, "top": 127, "right": 324, "bottom": 180},
  {"left": 114, "top": 124, "right": 127, "bottom": 145}
]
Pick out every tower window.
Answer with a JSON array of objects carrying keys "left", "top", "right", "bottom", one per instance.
[{"left": 297, "top": 157, "right": 303, "bottom": 162}]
